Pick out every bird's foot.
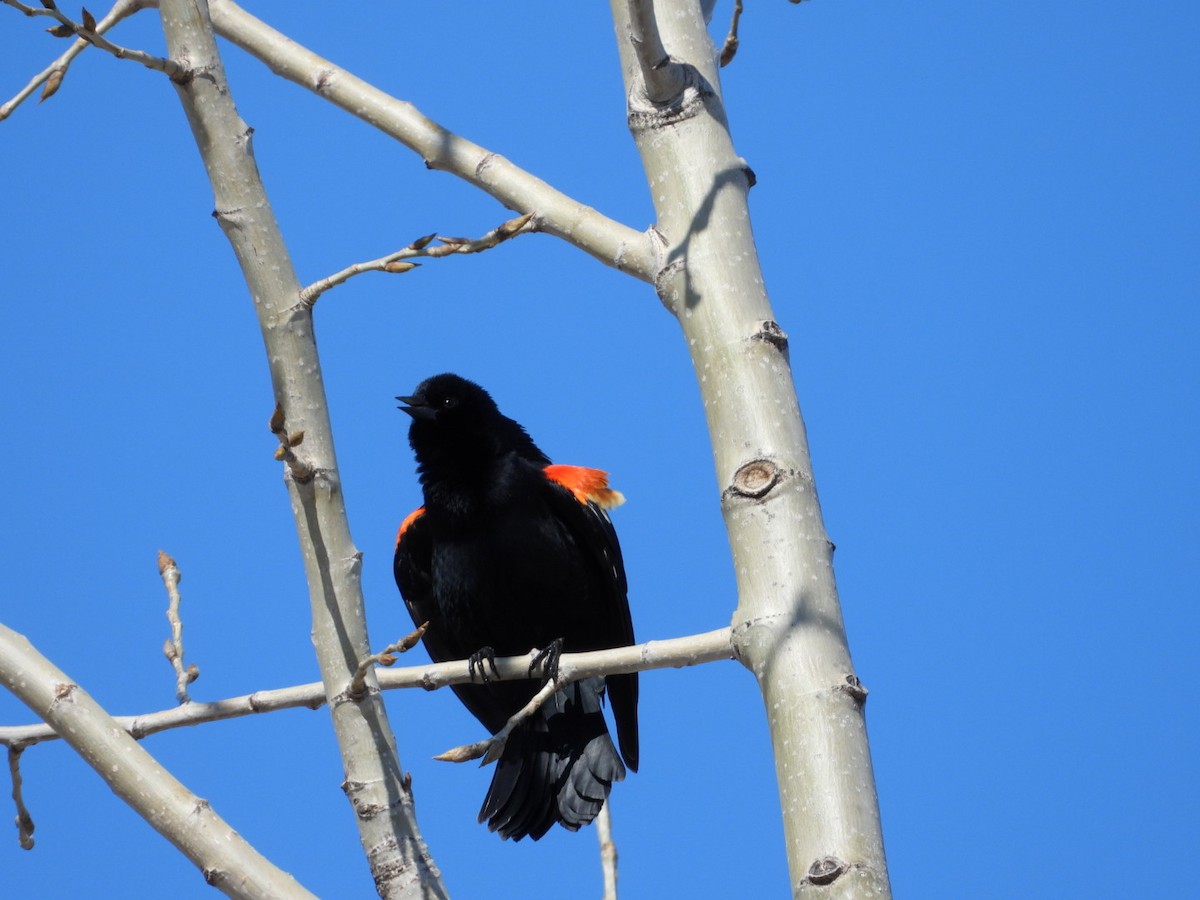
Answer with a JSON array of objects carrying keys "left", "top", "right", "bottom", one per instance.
[
  {"left": 529, "top": 637, "right": 564, "bottom": 682},
  {"left": 468, "top": 646, "right": 499, "bottom": 683}
]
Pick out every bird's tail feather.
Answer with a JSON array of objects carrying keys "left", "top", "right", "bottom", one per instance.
[{"left": 479, "top": 677, "right": 625, "bottom": 841}]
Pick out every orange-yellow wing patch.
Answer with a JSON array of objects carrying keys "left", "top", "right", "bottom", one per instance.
[
  {"left": 396, "top": 506, "right": 426, "bottom": 549},
  {"left": 543, "top": 465, "right": 625, "bottom": 510}
]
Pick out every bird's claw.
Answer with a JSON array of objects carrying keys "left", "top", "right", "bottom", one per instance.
[
  {"left": 530, "top": 637, "right": 564, "bottom": 682},
  {"left": 468, "top": 646, "right": 499, "bottom": 683}
]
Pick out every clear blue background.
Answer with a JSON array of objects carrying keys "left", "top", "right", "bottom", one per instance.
[{"left": 2, "top": 2, "right": 1197, "bottom": 897}]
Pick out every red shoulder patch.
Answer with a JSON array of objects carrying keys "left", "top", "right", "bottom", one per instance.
[
  {"left": 544, "top": 465, "right": 625, "bottom": 510},
  {"left": 396, "top": 506, "right": 425, "bottom": 549}
]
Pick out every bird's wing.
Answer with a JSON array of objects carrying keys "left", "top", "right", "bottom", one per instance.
[
  {"left": 394, "top": 505, "right": 539, "bottom": 733},
  {"left": 541, "top": 465, "right": 640, "bottom": 772}
]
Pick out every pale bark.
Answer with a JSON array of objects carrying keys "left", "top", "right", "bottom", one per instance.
[
  {"left": 0, "top": 628, "right": 734, "bottom": 750},
  {"left": 1, "top": 1, "right": 890, "bottom": 894},
  {"left": 205, "top": 0, "right": 657, "bottom": 283},
  {"left": 610, "top": 2, "right": 891, "bottom": 896},
  {"left": 0, "top": 625, "right": 315, "bottom": 899},
  {"left": 155, "top": 3, "right": 444, "bottom": 897}
]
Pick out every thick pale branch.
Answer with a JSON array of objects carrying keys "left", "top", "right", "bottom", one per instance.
[
  {"left": 0, "top": 628, "right": 735, "bottom": 748},
  {"left": 609, "top": 1, "right": 890, "bottom": 894},
  {"left": 0, "top": 0, "right": 153, "bottom": 119},
  {"left": 205, "top": 0, "right": 658, "bottom": 282},
  {"left": 627, "top": 0, "right": 691, "bottom": 102},
  {"left": 155, "top": 3, "right": 444, "bottom": 895},
  {"left": 0, "top": 624, "right": 315, "bottom": 898}
]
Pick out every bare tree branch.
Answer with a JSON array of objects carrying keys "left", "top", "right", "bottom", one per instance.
[
  {"left": 608, "top": 1, "right": 891, "bottom": 894},
  {"left": 597, "top": 801, "right": 618, "bottom": 900},
  {"left": 157, "top": 550, "right": 199, "bottom": 704},
  {"left": 719, "top": 0, "right": 744, "bottom": 68},
  {"left": 1, "top": 628, "right": 735, "bottom": 749},
  {"left": 205, "top": 0, "right": 659, "bottom": 282},
  {"left": 347, "top": 623, "right": 428, "bottom": 703},
  {"left": 0, "top": 0, "right": 154, "bottom": 119},
  {"left": 0, "top": 623, "right": 316, "bottom": 898},
  {"left": 0, "top": 0, "right": 180, "bottom": 77},
  {"left": 7, "top": 745, "right": 35, "bottom": 850},
  {"left": 433, "top": 676, "right": 560, "bottom": 765},
  {"left": 626, "top": 0, "right": 691, "bottom": 102},
  {"left": 154, "top": 3, "right": 445, "bottom": 896},
  {"left": 298, "top": 212, "right": 535, "bottom": 307}
]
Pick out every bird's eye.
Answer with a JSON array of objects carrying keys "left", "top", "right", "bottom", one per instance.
[{"left": 441, "top": 396, "right": 459, "bottom": 410}]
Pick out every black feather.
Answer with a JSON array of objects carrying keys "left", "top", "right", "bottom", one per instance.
[{"left": 394, "top": 374, "right": 639, "bottom": 841}]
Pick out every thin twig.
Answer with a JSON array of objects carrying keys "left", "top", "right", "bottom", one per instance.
[
  {"left": 719, "top": 0, "right": 744, "bottom": 68},
  {"left": 433, "top": 675, "right": 560, "bottom": 765},
  {"left": 205, "top": 0, "right": 657, "bottom": 281},
  {"left": 297, "top": 212, "right": 535, "bottom": 307},
  {"left": 597, "top": 800, "right": 618, "bottom": 900},
  {"left": 0, "top": 0, "right": 154, "bottom": 120},
  {"left": 346, "top": 623, "right": 428, "bottom": 702},
  {"left": 0, "top": 627, "right": 735, "bottom": 748},
  {"left": 0, "top": 0, "right": 181, "bottom": 80},
  {"left": 8, "top": 745, "right": 35, "bottom": 850},
  {"left": 157, "top": 550, "right": 198, "bottom": 704}
]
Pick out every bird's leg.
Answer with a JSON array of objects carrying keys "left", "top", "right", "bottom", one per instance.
[
  {"left": 529, "top": 637, "right": 564, "bottom": 682},
  {"left": 468, "top": 646, "right": 499, "bottom": 682}
]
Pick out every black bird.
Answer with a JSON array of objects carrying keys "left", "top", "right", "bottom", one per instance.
[{"left": 393, "top": 373, "right": 638, "bottom": 840}]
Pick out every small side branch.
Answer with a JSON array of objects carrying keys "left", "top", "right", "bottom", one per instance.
[
  {"left": 205, "top": 0, "right": 657, "bottom": 281},
  {"left": 627, "top": 0, "right": 690, "bottom": 102},
  {"left": 346, "top": 623, "right": 428, "bottom": 702},
  {"left": 8, "top": 745, "right": 34, "bottom": 850},
  {"left": 719, "top": 0, "right": 744, "bottom": 68},
  {"left": 157, "top": 550, "right": 199, "bottom": 704},
  {"left": 0, "top": 0, "right": 154, "bottom": 120},
  {"left": 434, "top": 675, "right": 559, "bottom": 765},
  {"left": 0, "top": 0, "right": 181, "bottom": 79},
  {"left": 297, "top": 212, "right": 535, "bottom": 307},
  {"left": 597, "top": 801, "right": 618, "bottom": 900}
]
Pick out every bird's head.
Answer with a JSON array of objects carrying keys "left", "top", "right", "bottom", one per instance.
[
  {"left": 397, "top": 372, "right": 498, "bottom": 428},
  {"left": 397, "top": 373, "right": 547, "bottom": 473}
]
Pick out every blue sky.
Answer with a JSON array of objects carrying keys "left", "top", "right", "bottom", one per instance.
[{"left": 1, "top": 2, "right": 1197, "bottom": 897}]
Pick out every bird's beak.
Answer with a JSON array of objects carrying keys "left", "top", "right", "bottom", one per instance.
[{"left": 396, "top": 395, "right": 433, "bottom": 419}]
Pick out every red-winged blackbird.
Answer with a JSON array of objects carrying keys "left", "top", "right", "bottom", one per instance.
[{"left": 393, "top": 373, "right": 638, "bottom": 841}]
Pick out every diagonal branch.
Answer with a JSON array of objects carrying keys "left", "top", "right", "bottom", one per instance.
[
  {"left": 0, "top": 623, "right": 315, "bottom": 897},
  {"left": 298, "top": 213, "right": 535, "bottom": 307},
  {"left": 1, "top": 0, "right": 180, "bottom": 77},
  {"left": 205, "top": 0, "right": 658, "bottom": 283},
  {"left": 434, "top": 675, "right": 560, "bottom": 765},
  {"left": 0, "top": 0, "right": 154, "bottom": 119},
  {"left": 627, "top": 0, "right": 691, "bottom": 102}
]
